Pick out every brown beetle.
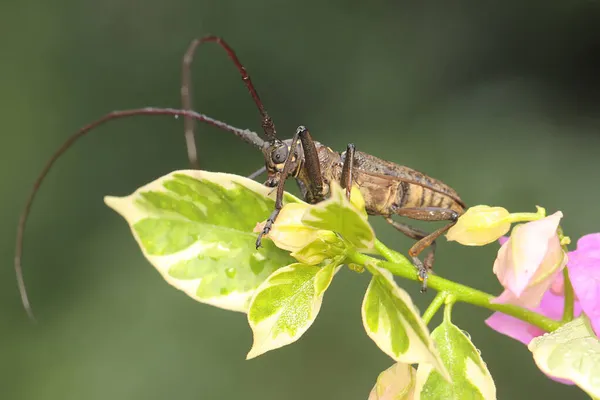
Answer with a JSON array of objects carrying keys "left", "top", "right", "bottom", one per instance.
[{"left": 15, "top": 36, "right": 465, "bottom": 320}]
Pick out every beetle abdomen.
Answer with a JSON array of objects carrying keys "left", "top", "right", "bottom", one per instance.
[{"left": 392, "top": 181, "right": 465, "bottom": 214}]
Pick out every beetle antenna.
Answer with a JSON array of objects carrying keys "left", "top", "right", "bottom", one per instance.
[
  {"left": 181, "top": 35, "right": 278, "bottom": 159},
  {"left": 15, "top": 107, "right": 264, "bottom": 321}
]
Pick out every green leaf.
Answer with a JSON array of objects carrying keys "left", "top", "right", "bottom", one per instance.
[
  {"left": 361, "top": 265, "right": 449, "bottom": 381},
  {"left": 414, "top": 310, "right": 496, "bottom": 399},
  {"left": 368, "top": 362, "right": 416, "bottom": 400},
  {"left": 302, "top": 181, "right": 374, "bottom": 250},
  {"left": 104, "top": 170, "right": 300, "bottom": 313},
  {"left": 528, "top": 315, "right": 600, "bottom": 399},
  {"left": 246, "top": 261, "right": 341, "bottom": 359}
]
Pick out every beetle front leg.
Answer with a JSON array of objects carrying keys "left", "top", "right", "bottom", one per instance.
[
  {"left": 256, "top": 126, "right": 324, "bottom": 249},
  {"left": 255, "top": 140, "right": 300, "bottom": 249},
  {"left": 298, "top": 126, "right": 324, "bottom": 198},
  {"left": 340, "top": 143, "right": 356, "bottom": 200}
]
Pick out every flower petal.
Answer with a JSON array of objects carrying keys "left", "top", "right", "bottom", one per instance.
[
  {"left": 571, "top": 233, "right": 600, "bottom": 253},
  {"left": 492, "top": 212, "right": 565, "bottom": 304},
  {"left": 498, "top": 236, "right": 509, "bottom": 246},
  {"left": 567, "top": 233, "right": 600, "bottom": 336},
  {"left": 549, "top": 272, "right": 565, "bottom": 296},
  {"left": 538, "top": 287, "right": 582, "bottom": 320},
  {"left": 485, "top": 311, "right": 544, "bottom": 346}
]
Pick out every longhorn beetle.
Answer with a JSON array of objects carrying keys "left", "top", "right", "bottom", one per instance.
[{"left": 15, "top": 36, "right": 466, "bottom": 320}]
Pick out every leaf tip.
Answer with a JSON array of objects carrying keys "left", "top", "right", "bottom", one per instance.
[
  {"left": 104, "top": 195, "right": 126, "bottom": 214},
  {"left": 245, "top": 346, "right": 262, "bottom": 360},
  {"left": 104, "top": 194, "right": 145, "bottom": 226}
]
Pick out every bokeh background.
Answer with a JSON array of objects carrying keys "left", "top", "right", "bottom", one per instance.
[{"left": 2, "top": 2, "right": 599, "bottom": 399}]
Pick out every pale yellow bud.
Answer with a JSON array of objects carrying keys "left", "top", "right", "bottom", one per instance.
[
  {"left": 253, "top": 203, "right": 321, "bottom": 252},
  {"left": 290, "top": 231, "right": 345, "bottom": 265},
  {"left": 446, "top": 205, "right": 511, "bottom": 246}
]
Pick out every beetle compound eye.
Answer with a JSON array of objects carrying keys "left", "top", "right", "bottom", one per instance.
[{"left": 271, "top": 146, "right": 289, "bottom": 164}]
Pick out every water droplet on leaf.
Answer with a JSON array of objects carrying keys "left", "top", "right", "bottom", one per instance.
[{"left": 225, "top": 267, "right": 237, "bottom": 278}]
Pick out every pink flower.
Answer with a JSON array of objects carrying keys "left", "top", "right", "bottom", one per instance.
[
  {"left": 492, "top": 212, "right": 567, "bottom": 308},
  {"left": 486, "top": 232, "right": 600, "bottom": 385}
]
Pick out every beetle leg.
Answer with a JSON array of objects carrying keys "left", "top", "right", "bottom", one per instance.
[
  {"left": 298, "top": 126, "right": 324, "bottom": 197},
  {"left": 256, "top": 126, "right": 324, "bottom": 249},
  {"left": 340, "top": 143, "right": 355, "bottom": 200},
  {"left": 391, "top": 207, "right": 460, "bottom": 292},
  {"left": 383, "top": 217, "right": 436, "bottom": 269},
  {"left": 384, "top": 217, "right": 436, "bottom": 292},
  {"left": 255, "top": 135, "right": 300, "bottom": 249},
  {"left": 395, "top": 207, "right": 458, "bottom": 262}
]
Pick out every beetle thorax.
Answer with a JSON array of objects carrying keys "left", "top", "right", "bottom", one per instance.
[{"left": 294, "top": 142, "right": 343, "bottom": 203}]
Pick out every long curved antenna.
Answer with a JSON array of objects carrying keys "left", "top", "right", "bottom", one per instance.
[
  {"left": 15, "top": 107, "right": 264, "bottom": 321},
  {"left": 247, "top": 166, "right": 266, "bottom": 180},
  {"left": 181, "top": 36, "right": 277, "bottom": 168}
]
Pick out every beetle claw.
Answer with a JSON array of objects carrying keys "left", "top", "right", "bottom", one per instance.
[{"left": 412, "top": 256, "right": 429, "bottom": 292}]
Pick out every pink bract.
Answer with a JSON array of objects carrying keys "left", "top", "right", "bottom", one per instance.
[
  {"left": 492, "top": 212, "right": 566, "bottom": 308},
  {"left": 565, "top": 233, "right": 600, "bottom": 336},
  {"left": 487, "top": 231, "right": 600, "bottom": 386}
]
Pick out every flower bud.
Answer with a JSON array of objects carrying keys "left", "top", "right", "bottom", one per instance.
[
  {"left": 446, "top": 205, "right": 511, "bottom": 246},
  {"left": 253, "top": 203, "right": 321, "bottom": 252},
  {"left": 290, "top": 231, "right": 346, "bottom": 265},
  {"left": 368, "top": 362, "right": 416, "bottom": 400}
]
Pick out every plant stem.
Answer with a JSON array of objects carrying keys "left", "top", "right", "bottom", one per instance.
[
  {"left": 374, "top": 239, "right": 407, "bottom": 264},
  {"left": 422, "top": 292, "right": 447, "bottom": 325},
  {"left": 504, "top": 205, "right": 546, "bottom": 224},
  {"left": 562, "top": 268, "right": 575, "bottom": 322},
  {"left": 351, "top": 241, "right": 562, "bottom": 333},
  {"left": 444, "top": 296, "right": 456, "bottom": 322},
  {"left": 557, "top": 226, "right": 575, "bottom": 323}
]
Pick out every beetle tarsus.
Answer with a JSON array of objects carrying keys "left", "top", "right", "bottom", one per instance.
[
  {"left": 256, "top": 208, "right": 280, "bottom": 249},
  {"left": 412, "top": 256, "right": 429, "bottom": 292},
  {"left": 255, "top": 224, "right": 270, "bottom": 249}
]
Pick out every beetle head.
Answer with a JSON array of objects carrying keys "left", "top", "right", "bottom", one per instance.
[{"left": 262, "top": 138, "right": 303, "bottom": 187}]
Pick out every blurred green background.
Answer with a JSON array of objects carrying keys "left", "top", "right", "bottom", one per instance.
[{"left": 2, "top": 1, "right": 599, "bottom": 399}]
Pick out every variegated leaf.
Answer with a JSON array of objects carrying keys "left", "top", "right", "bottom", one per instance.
[
  {"left": 105, "top": 170, "right": 299, "bottom": 313},
  {"left": 362, "top": 265, "right": 449, "bottom": 381}
]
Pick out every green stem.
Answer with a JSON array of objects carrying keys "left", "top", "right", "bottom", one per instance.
[
  {"left": 422, "top": 292, "right": 447, "bottom": 325},
  {"left": 351, "top": 243, "right": 562, "bottom": 333},
  {"left": 374, "top": 239, "right": 406, "bottom": 264},
  {"left": 504, "top": 206, "right": 546, "bottom": 224},
  {"left": 562, "top": 268, "right": 575, "bottom": 322},
  {"left": 444, "top": 295, "right": 456, "bottom": 322},
  {"left": 557, "top": 226, "right": 575, "bottom": 323}
]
